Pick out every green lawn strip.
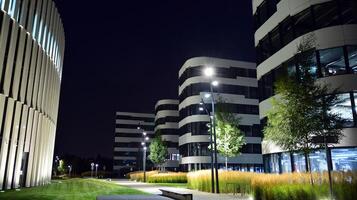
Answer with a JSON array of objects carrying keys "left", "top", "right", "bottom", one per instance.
[
  {"left": 0, "top": 178, "right": 147, "bottom": 200},
  {"left": 151, "top": 182, "right": 187, "bottom": 188}
]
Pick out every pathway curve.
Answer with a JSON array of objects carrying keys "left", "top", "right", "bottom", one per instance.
[{"left": 113, "top": 179, "right": 251, "bottom": 200}]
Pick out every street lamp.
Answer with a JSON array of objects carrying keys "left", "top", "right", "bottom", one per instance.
[
  {"left": 95, "top": 164, "right": 99, "bottom": 178},
  {"left": 138, "top": 125, "right": 148, "bottom": 182},
  {"left": 198, "top": 99, "right": 215, "bottom": 194},
  {"left": 203, "top": 66, "right": 220, "bottom": 193},
  {"left": 91, "top": 163, "right": 94, "bottom": 178},
  {"left": 68, "top": 165, "right": 72, "bottom": 177}
]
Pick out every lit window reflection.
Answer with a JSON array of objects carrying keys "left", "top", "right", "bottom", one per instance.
[
  {"left": 329, "top": 93, "right": 354, "bottom": 127},
  {"left": 320, "top": 47, "right": 347, "bottom": 76},
  {"left": 331, "top": 148, "right": 357, "bottom": 171}
]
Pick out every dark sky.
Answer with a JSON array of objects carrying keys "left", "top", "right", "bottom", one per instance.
[{"left": 53, "top": 0, "right": 256, "bottom": 158}]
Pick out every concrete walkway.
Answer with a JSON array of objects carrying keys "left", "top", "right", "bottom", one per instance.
[{"left": 113, "top": 179, "right": 251, "bottom": 200}]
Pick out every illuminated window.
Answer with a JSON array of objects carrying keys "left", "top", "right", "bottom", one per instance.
[
  {"left": 329, "top": 93, "right": 354, "bottom": 127},
  {"left": 331, "top": 148, "right": 357, "bottom": 171},
  {"left": 347, "top": 46, "right": 357, "bottom": 73},
  {"left": 320, "top": 47, "right": 347, "bottom": 77},
  {"left": 293, "top": 153, "right": 306, "bottom": 172}
]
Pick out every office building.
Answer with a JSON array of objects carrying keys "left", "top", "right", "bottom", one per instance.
[
  {"left": 155, "top": 99, "right": 180, "bottom": 170},
  {"left": 113, "top": 112, "right": 155, "bottom": 177},
  {"left": 0, "top": 0, "right": 65, "bottom": 189},
  {"left": 253, "top": 0, "right": 357, "bottom": 173},
  {"left": 178, "top": 57, "right": 263, "bottom": 171}
]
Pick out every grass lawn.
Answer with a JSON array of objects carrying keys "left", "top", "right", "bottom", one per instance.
[
  {"left": 151, "top": 183, "right": 187, "bottom": 188},
  {"left": 0, "top": 178, "right": 147, "bottom": 200}
]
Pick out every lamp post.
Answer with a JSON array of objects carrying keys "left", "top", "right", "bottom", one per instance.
[
  {"left": 95, "top": 164, "right": 99, "bottom": 178},
  {"left": 68, "top": 165, "right": 72, "bottom": 177},
  {"left": 91, "top": 163, "right": 94, "bottom": 178},
  {"left": 199, "top": 100, "right": 215, "bottom": 193},
  {"left": 138, "top": 125, "right": 149, "bottom": 182},
  {"left": 203, "top": 66, "right": 220, "bottom": 193}
]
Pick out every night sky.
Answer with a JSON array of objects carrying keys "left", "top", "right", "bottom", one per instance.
[{"left": 53, "top": 0, "right": 256, "bottom": 159}]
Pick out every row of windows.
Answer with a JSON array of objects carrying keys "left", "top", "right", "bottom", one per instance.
[
  {"left": 179, "top": 142, "right": 262, "bottom": 157},
  {"left": 155, "top": 104, "right": 178, "bottom": 114},
  {"left": 115, "top": 141, "right": 178, "bottom": 148},
  {"left": 114, "top": 151, "right": 139, "bottom": 157},
  {"left": 256, "top": 0, "right": 357, "bottom": 65},
  {"left": 116, "top": 123, "right": 154, "bottom": 131},
  {"left": 179, "top": 83, "right": 258, "bottom": 103},
  {"left": 179, "top": 66, "right": 256, "bottom": 86},
  {"left": 179, "top": 121, "right": 262, "bottom": 137},
  {"left": 264, "top": 147, "right": 357, "bottom": 173},
  {"left": 179, "top": 103, "right": 259, "bottom": 121},
  {"left": 181, "top": 163, "right": 263, "bottom": 172},
  {"left": 156, "top": 129, "right": 179, "bottom": 136},
  {"left": 259, "top": 46, "right": 357, "bottom": 101},
  {"left": 155, "top": 116, "right": 179, "bottom": 126},
  {"left": 254, "top": 0, "right": 280, "bottom": 30},
  {"left": 115, "top": 133, "right": 154, "bottom": 138},
  {"left": 116, "top": 115, "right": 155, "bottom": 123}
]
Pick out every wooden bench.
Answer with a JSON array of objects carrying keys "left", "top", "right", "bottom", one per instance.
[{"left": 159, "top": 189, "right": 192, "bottom": 200}]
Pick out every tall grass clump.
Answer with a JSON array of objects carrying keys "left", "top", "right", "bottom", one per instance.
[
  {"left": 148, "top": 172, "right": 187, "bottom": 183},
  {"left": 128, "top": 171, "right": 159, "bottom": 182},
  {"left": 187, "top": 170, "right": 357, "bottom": 200}
]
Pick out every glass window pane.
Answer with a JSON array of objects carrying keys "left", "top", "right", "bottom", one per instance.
[
  {"left": 329, "top": 93, "right": 354, "bottom": 127},
  {"left": 281, "top": 153, "right": 292, "bottom": 173},
  {"left": 313, "top": 2, "right": 340, "bottom": 29},
  {"left": 319, "top": 47, "right": 347, "bottom": 77},
  {"left": 294, "top": 9, "right": 314, "bottom": 38},
  {"left": 340, "top": 0, "right": 357, "bottom": 24},
  {"left": 331, "top": 147, "right": 357, "bottom": 171},
  {"left": 270, "top": 27, "right": 281, "bottom": 53},
  {"left": 293, "top": 152, "right": 307, "bottom": 172},
  {"left": 270, "top": 154, "right": 280, "bottom": 173},
  {"left": 309, "top": 150, "right": 327, "bottom": 172},
  {"left": 347, "top": 46, "right": 357, "bottom": 73}
]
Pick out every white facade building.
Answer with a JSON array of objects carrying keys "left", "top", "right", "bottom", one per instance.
[
  {"left": 0, "top": 0, "right": 64, "bottom": 190},
  {"left": 113, "top": 112, "right": 155, "bottom": 177},
  {"left": 178, "top": 57, "right": 263, "bottom": 171},
  {"left": 253, "top": 0, "right": 357, "bottom": 173},
  {"left": 155, "top": 99, "right": 180, "bottom": 170}
]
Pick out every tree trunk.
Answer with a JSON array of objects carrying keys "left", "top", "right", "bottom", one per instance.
[
  {"left": 225, "top": 157, "right": 228, "bottom": 170},
  {"left": 306, "top": 152, "right": 314, "bottom": 185}
]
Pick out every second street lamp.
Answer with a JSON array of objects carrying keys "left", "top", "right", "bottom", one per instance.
[
  {"left": 138, "top": 124, "right": 148, "bottom": 182},
  {"left": 199, "top": 99, "right": 215, "bottom": 194},
  {"left": 203, "top": 66, "right": 220, "bottom": 193}
]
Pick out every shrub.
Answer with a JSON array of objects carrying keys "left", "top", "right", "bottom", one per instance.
[{"left": 128, "top": 171, "right": 159, "bottom": 182}]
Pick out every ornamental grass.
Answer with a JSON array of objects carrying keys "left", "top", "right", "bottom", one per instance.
[
  {"left": 128, "top": 171, "right": 187, "bottom": 183},
  {"left": 148, "top": 172, "right": 187, "bottom": 183},
  {"left": 187, "top": 170, "right": 357, "bottom": 200}
]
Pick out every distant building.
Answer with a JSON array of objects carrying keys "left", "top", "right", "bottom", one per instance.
[
  {"left": 113, "top": 112, "right": 155, "bottom": 177},
  {"left": 253, "top": 0, "right": 357, "bottom": 173},
  {"left": 178, "top": 57, "right": 263, "bottom": 171},
  {"left": 155, "top": 99, "right": 180, "bottom": 171},
  {"left": 0, "top": 0, "right": 65, "bottom": 190}
]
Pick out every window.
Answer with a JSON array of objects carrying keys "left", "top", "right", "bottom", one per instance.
[
  {"left": 331, "top": 148, "right": 357, "bottom": 171},
  {"left": 293, "top": 9, "right": 314, "bottom": 38},
  {"left": 319, "top": 47, "right": 347, "bottom": 77},
  {"left": 281, "top": 153, "right": 292, "bottom": 173},
  {"left": 313, "top": 2, "right": 340, "bottom": 29},
  {"left": 347, "top": 46, "right": 357, "bottom": 73},
  {"left": 329, "top": 93, "right": 354, "bottom": 127},
  {"left": 270, "top": 154, "right": 280, "bottom": 173},
  {"left": 293, "top": 153, "right": 307, "bottom": 172},
  {"left": 340, "top": 0, "right": 357, "bottom": 24},
  {"left": 297, "top": 50, "right": 318, "bottom": 79},
  {"left": 280, "top": 17, "right": 295, "bottom": 47},
  {"left": 309, "top": 150, "right": 327, "bottom": 172},
  {"left": 270, "top": 27, "right": 281, "bottom": 53}
]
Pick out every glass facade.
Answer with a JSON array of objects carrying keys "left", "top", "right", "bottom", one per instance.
[
  {"left": 256, "top": 1, "right": 357, "bottom": 64},
  {"left": 264, "top": 148, "right": 357, "bottom": 173}
]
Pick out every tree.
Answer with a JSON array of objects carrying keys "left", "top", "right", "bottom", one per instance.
[
  {"left": 263, "top": 35, "right": 345, "bottom": 180},
  {"left": 215, "top": 102, "right": 246, "bottom": 169},
  {"left": 148, "top": 134, "right": 168, "bottom": 171},
  {"left": 57, "top": 159, "right": 66, "bottom": 175}
]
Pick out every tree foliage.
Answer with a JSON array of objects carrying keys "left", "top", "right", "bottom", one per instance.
[
  {"left": 215, "top": 103, "right": 246, "bottom": 158},
  {"left": 263, "top": 35, "right": 345, "bottom": 155},
  {"left": 57, "top": 160, "right": 66, "bottom": 175},
  {"left": 148, "top": 134, "right": 168, "bottom": 168}
]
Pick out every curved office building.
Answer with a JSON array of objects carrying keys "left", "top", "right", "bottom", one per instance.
[
  {"left": 155, "top": 99, "right": 180, "bottom": 170},
  {"left": 0, "top": 0, "right": 65, "bottom": 189},
  {"left": 253, "top": 0, "right": 357, "bottom": 173},
  {"left": 179, "top": 57, "right": 263, "bottom": 171}
]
